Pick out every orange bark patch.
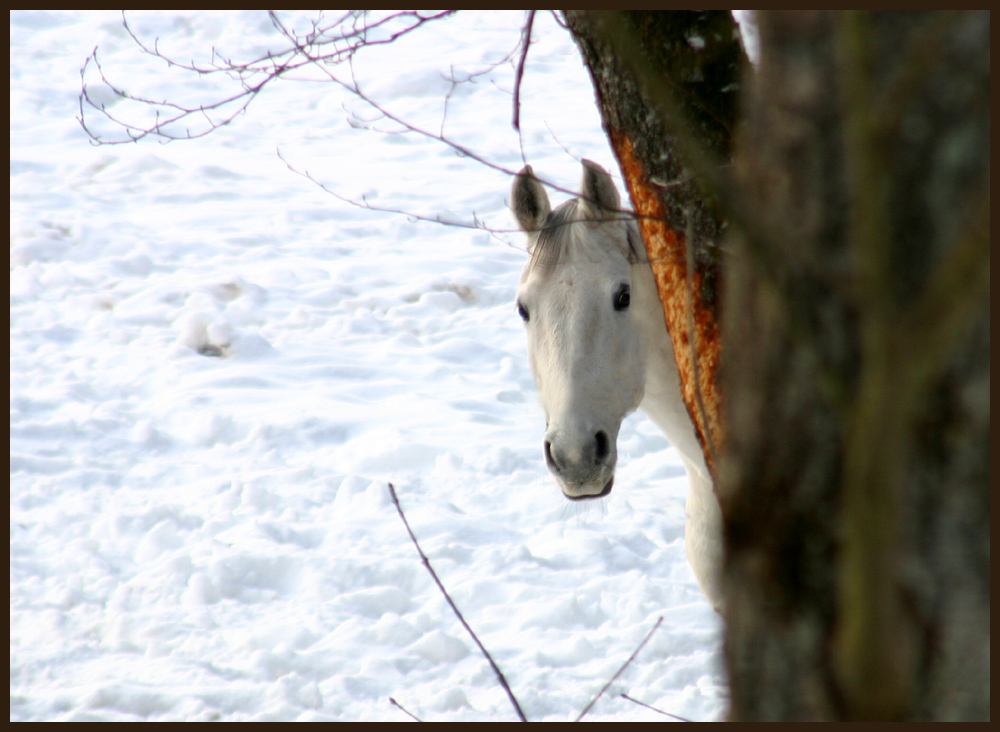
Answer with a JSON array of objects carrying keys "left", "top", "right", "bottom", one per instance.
[{"left": 611, "top": 133, "right": 723, "bottom": 477}]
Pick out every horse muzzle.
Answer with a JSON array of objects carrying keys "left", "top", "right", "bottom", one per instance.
[
  {"left": 543, "top": 429, "right": 617, "bottom": 500},
  {"left": 564, "top": 475, "right": 614, "bottom": 500}
]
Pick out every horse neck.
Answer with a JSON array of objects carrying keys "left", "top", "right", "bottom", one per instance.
[{"left": 629, "top": 259, "right": 711, "bottom": 483}]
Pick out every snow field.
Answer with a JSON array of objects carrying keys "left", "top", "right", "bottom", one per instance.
[{"left": 11, "top": 10, "right": 726, "bottom": 721}]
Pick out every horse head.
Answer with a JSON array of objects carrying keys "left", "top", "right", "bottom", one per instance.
[{"left": 511, "top": 160, "right": 647, "bottom": 500}]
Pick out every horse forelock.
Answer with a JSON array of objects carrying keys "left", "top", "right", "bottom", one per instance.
[
  {"left": 526, "top": 199, "right": 579, "bottom": 276},
  {"left": 527, "top": 199, "right": 643, "bottom": 276}
]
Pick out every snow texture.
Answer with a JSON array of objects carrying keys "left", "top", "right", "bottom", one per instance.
[{"left": 11, "top": 10, "right": 728, "bottom": 721}]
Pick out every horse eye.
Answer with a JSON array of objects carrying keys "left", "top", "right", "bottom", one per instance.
[
  {"left": 614, "top": 285, "right": 631, "bottom": 311},
  {"left": 516, "top": 301, "right": 530, "bottom": 322}
]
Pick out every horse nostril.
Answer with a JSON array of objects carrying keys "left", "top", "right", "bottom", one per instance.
[
  {"left": 544, "top": 440, "right": 558, "bottom": 472},
  {"left": 594, "top": 431, "right": 609, "bottom": 462}
]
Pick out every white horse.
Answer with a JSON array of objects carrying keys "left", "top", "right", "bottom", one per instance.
[{"left": 510, "top": 160, "right": 724, "bottom": 610}]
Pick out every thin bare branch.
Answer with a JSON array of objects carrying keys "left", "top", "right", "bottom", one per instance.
[
  {"left": 512, "top": 10, "right": 536, "bottom": 134},
  {"left": 78, "top": 10, "right": 457, "bottom": 145},
  {"left": 441, "top": 40, "right": 523, "bottom": 139},
  {"left": 306, "top": 75, "right": 697, "bottom": 237},
  {"left": 275, "top": 148, "right": 522, "bottom": 254},
  {"left": 388, "top": 483, "right": 528, "bottom": 723},
  {"left": 574, "top": 616, "right": 664, "bottom": 722},
  {"left": 543, "top": 121, "right": 583, "bottom": 164},
  {"left": 77, "top": 10, "right": 695, "bottom": 259},
  {"left": 389, "top": 697, "right": 424, "bottom": 722},
  {"left": 619, "top": 693, "right": 693, "bottom": 722},
  {"left": 276, "top": 145, "right": 675, "bottom": 263}
]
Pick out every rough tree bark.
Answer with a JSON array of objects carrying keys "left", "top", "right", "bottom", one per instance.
[
  {"left": 566, "top": 9, "right": 989, "bottom": 721},
  {"left": 564, "top": 10, "right": 742, "bottom": 477}
]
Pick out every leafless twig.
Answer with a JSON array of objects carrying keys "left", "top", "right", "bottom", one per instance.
[
  {"left": 388, "top": 483, "right": 528, "bottom": 723},
  {"left": 77, "top": 10, "right": 695, "bottom": 263},
  {"left": 548, "top": 10, "right": 569, "bottom": 30},
  {"left": 438, "top": 24, "right": 525, "bottom": 141},
  {"left": 275, "top": 147, "right": 521, "bottom": 250},
  {"left": 512, "top": 8, "right": 536, "bottom": 167},
  {"left": 389, "top": 696, "right": 424, "bottom": 722},
  {"left": 275, "top": 145, "right": 691, "bottom": 262},
  {"left": 440, "top": 41, "right": 520, "bottom": 140},
  {"left": 574, "top": 616, "right": 664, "bottom": 722},
  {"left": 620, "top": 693, "right": 694, "bottom": 722},
  {"left": 77, "top": 10, "right": 456, "bottom": 145}
]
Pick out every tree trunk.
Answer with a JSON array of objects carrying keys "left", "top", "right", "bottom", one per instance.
[
  {"left": 567, "top": 9, "right": 989, "bottom": 721},
  {"left": 564, "top": 10, "right": 743, "bottom": 477},
  {"left": 723, "top": 10, "right": 989, "bottom": 721}
]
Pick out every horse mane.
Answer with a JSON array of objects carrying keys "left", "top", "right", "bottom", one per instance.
[
  {"left": 526, "top": 198, "right": 580, "bottom": 276},
  {"left": 527, "top": 198, "right": 646, "bottom": 276}
]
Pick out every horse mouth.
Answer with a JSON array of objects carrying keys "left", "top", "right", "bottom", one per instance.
[{"left": 565, "top": 476, "right": 614, "bottom": 501}]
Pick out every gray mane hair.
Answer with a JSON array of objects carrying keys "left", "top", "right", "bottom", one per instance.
[
  {"left": 526, "top": 199, "right": 581, "bottom": 276},
  {"left": 527, "top": 200, "right": 646, "bottom": 276}
]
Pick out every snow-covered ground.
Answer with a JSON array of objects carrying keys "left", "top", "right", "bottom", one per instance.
[{"left": 11, "top": 11, "right": 728, "bottom": 721}]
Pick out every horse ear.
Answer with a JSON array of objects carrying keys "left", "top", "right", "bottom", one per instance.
[
  {"left": 580, "top": 159, "right": 620, "bottom": 220},
  {"left": 511, "top": 165, "right": 551, "bottom": 236}
]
